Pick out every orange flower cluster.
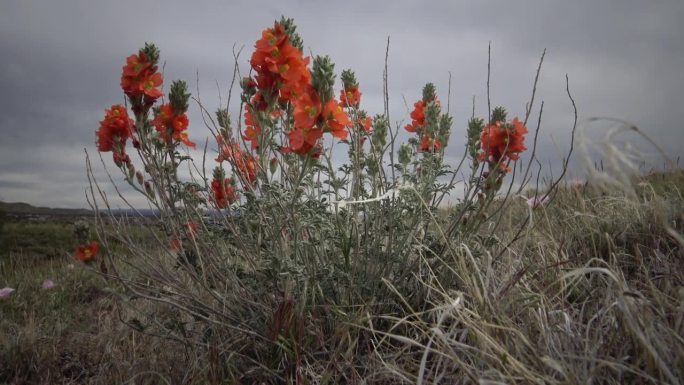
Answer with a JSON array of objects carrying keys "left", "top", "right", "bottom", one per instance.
[
  {"left": 405, "top": 100, "right": 427, "bottom": 133},
  {"left": 250, "top": 23, "right": 311, "bottom": 105},
  {"left": 98, "top": 45, "right": 196, "bottom": 168},
  {"left": 244, "top": 20, "right": 351, "bottom": 156},
  {"left": 216, "top": 137, "right": 258, "bottom": 185},
  {"left": 74, "top": 241, "right": 99, "bottom": 263},
  {"left": 340, "top": 85, "right": 361, "bottom": 108},
  {"left": 97, "top": 105, "right": 133, "bottom": 152},
  {"left": 97, "top": 104, "right": 134, "bottom": 165},
  {"left": 289, "top": 92, "right": 351, "bottom": 155},
  {"left": 152, "top": 104, "right": 196, "bottom": 148},
  {"left": 479, "top": 117, "right": 528, "bottom": 172},
  {"left": 405, "top": 93, "right": 442, "bottom": 153},
  {"left": 211, "top": 177, "right": 238, "bottom": 208},
  {"left": 120, "top": 51, "right": 163, "bottom": 113},
  {"left": 419, "top": 136, "right": 442, "bottom": 152},
  {"left": 357, "top": 115, "right": 372, "bottom": 134}
]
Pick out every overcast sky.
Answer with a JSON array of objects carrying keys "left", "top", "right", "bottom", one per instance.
[{"left": 1, "top": 0, "right": 682, "bottom": 208}]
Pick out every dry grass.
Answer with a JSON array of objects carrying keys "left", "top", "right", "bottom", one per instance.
[
  {"left": 371, "top": 170, "right": 684, "bottom": 384},
  {"left": 1, "top": 170, "right": 683, "bottom": 384},
  {"left": 0, "top": 238, "right": 206, "bottom": 384}
]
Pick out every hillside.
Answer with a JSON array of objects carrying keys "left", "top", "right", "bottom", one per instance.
[{"left": 0, "top": 201, "right": 92, "bottom": 216}]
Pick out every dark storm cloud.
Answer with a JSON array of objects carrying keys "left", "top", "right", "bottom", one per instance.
[{"left": 0, "top": 0, "right": 682, "bottom": 207}]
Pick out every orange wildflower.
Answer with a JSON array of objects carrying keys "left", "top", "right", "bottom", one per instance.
[
  {"left": 122, "top": 53, "right": 151, "bottom": 77},
  {"left": 340, "top": 85, "right": 361, "bottom": 108},
  {"left": 140, "top": 71, "right": 163, "bottom": 99},
  {"left": 211, "top": 177, "right": 239, "bottom": 208},
  {"left": 321, "top": 99, "right": 350, "bottom": 139},
  {"left": 75, "top": 241, "right": 99, "bottom": 263},
  {"left": 288, "top": 127, "right": 323, "bottom": 155},
  {"left": 152, "top": 104, "right": 196, "bottom": 148},
  {"left": 121, "top": 51, "right": 162, "bottom": 101},
  {"left": 293, "top": 89, "right": 322, "bottom": 130},
  {"left": 479, "top": 117, "right": 528, "bottom": 172},
  {"left": 274, "top": 43, "right": 309, "bottom": 83},
  {"left": 97, "top": 105, "right": 133, "bottom": 167},
  {"left": 216, "top": 137, "right": 258, "bottom": 185},
  {"left": 248, "top": 21, "right": 312, "bottom": 109},
  {"left": 405, "top": 101, "right": 426, "bottom": 133},
  {"left": 419, "top": 135, "right": 442, "bottom": 153},
  {"left": 359, "top": 115, "right": 373, "bottom": 134},
  {"left": 251, "top": 24, "right": 288, "bottom": 66},
  {"left": 242, "top": 107, "right": 262, "bottom": 150},
  {"left": 288, "top": 89, "right": 350, "bottom": 155},
  {"left": 236, "top": 153, "right": 258, "bottom": 185},
  {"left": 96, "top": 104, "right": 133, "bottom": 152}
]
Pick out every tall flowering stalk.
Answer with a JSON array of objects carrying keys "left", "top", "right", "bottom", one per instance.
[{"left": 405, "top": 83, "right": 450, "bottom": 154}]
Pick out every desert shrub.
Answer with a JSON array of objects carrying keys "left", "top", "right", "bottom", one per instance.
[{"left": 84, "top": 16, "right": 684, "bottom": 385}]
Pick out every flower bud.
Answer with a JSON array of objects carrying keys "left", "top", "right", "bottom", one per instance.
[
  {"left": 491, "top": 106, "right": 507, "bottom": 124},
  {"left": 169, "top": 80, "right": 190, "bottom": 113},
  {"left": 398, "top": 143, "right": 412, "bottom": 165},
  {"left": 141, "top": 43, "right": 160, "bottom": 66},
  {"left": 279, "top": 16, "right": 304, "bottom": 50},
  {"left": 136, "top": 171, "right": 144, "bottom": 185},
  {"left": 144, "top": 181, "right": 155, "bottom": 198},
  {"left": 216, "top": 108, "right": 231, "bottom": 131},
  {"left": 371, "top": 114, "right": 388, "bottom": 151},
  {"left": 422, "top": 83, "right": 436, "bottom": 102},
  {"left": 127, "top": 163, "right": 135, "bottom": 179},
  {"left": 312, "top": 55, "right": 336, "bottom": 103},
  {"left": 340, "top": 69, "right": 358, "bottom": 90},
  {"left": 425, "top": 102, "right": 440, "bottom": 137}
]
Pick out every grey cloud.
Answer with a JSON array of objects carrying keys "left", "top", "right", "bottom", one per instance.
[{"left": 1, "top": 0, "right": 682, "bottom": 207}]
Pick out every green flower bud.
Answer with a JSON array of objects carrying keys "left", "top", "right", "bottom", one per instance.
[
  {"left": 467, "top": 117, "right": 484, "bottom": 161},
  {"left": 312, "top": 55, "right": 336, "bottom": 103},
  {"left": 371, "top": 114, "right": 388, "bottom": 151},
  {"left": 141, "top": 43, "right": 160, "bottom": 66},
  {"left": 212, "top": 166, "right": 225, "bottom": 181},
  {"left": 216, "top": 108, "right": 231, "bottom": 131},
  {"left": 425, "top": 102, "right": 440, "bottom": 137},
  {"left": 398, "top": 143, "right": 413, "bottom": 165},
  {"left": 422, "top": 83, "right": 436, "bottom": 102},
  {"left": 491, "top": 106, "right": 507, "bottom": 124},
  {"left": 169, "top": 80, "right": 190, "bottom": 113},
  {"left": 340, "top": 69, "right": 358, "bottom": 89},
  {"left": 438, "top": 114, "right": 453, "bottom": 146},
  {"left": 366, "top": 154, "right": 379, "bottom": 175},
  {"left": 279, "top": 16, "right": 303, "bottom": 51}
]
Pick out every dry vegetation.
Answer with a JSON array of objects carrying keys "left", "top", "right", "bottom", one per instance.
[{"left": 1, "top": 170, "right": 682, "bottom": 384}]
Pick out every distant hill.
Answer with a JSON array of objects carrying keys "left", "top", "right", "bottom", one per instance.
[
  {"left": 0, "top": 201, "right": 92, "bottom": 216},
  {"left": 0, "top": 201, "right": 171, "bottom": 218}
]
